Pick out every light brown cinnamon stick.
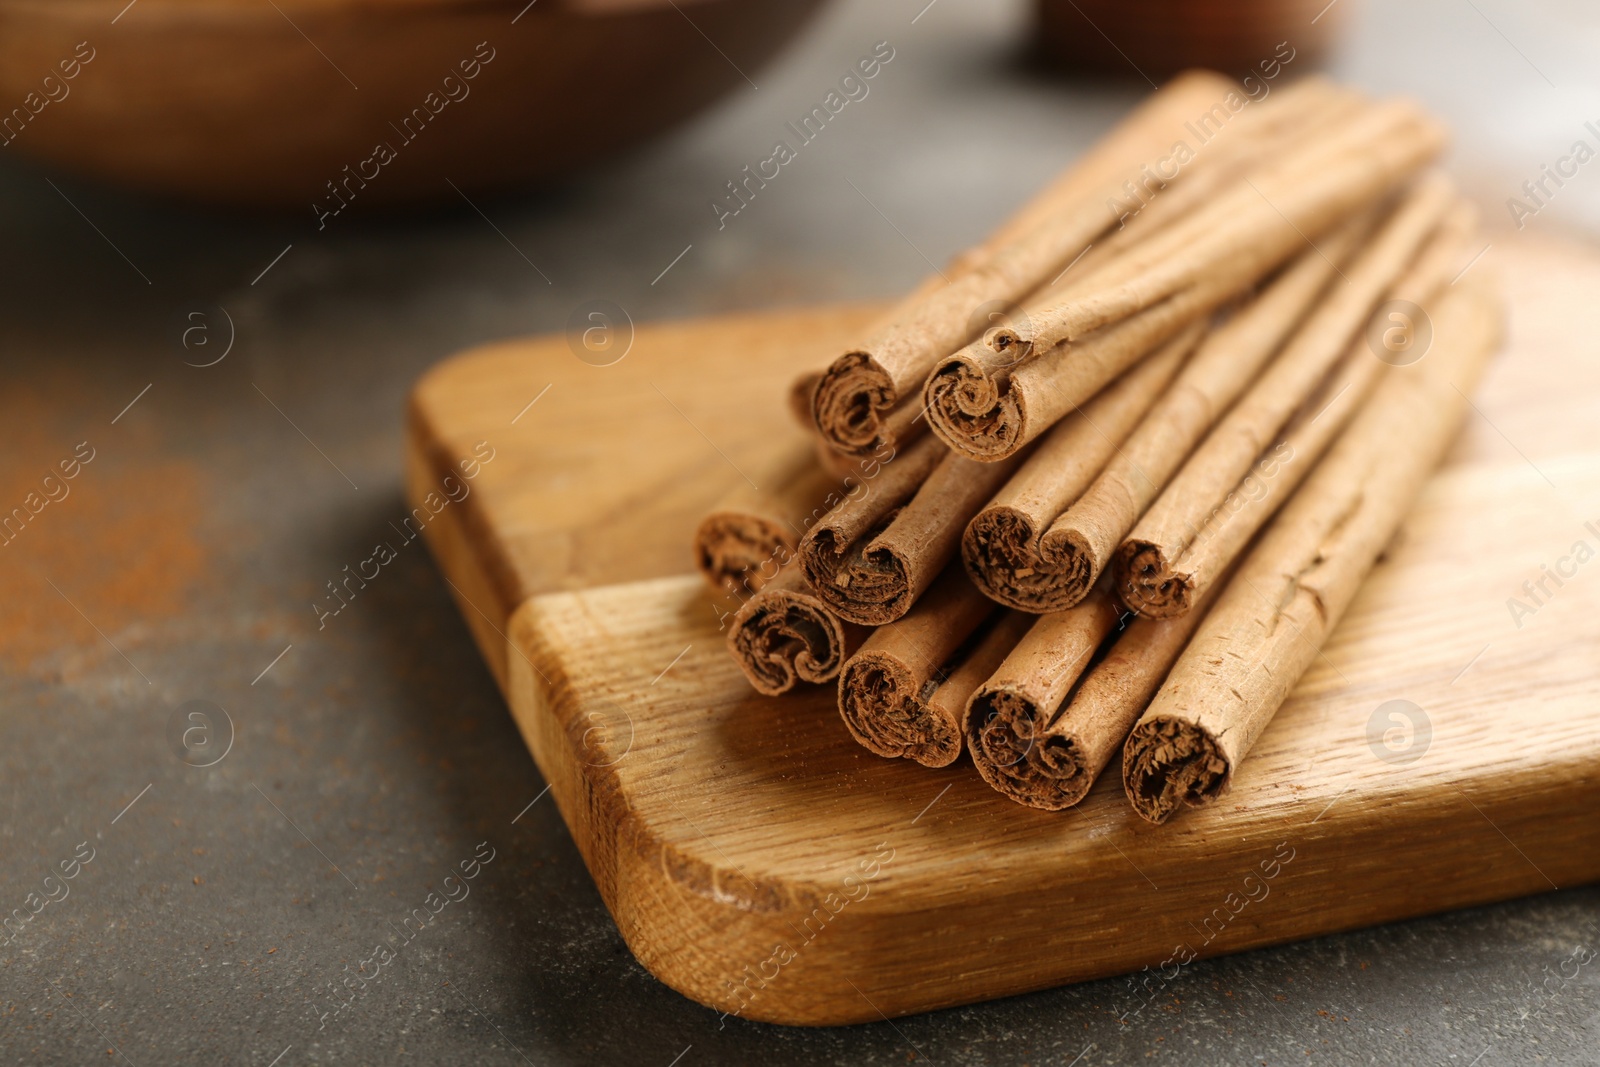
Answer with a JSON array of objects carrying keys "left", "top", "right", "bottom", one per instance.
[
  {"left": 1122, "top": 273, "right": 1501, "bottom": 824},
  {"left": 693, "top": 442, "right": 839, "bottom": 597},
  {"left": 1116, "top": 174, "right": 1457, "bottom": 616},
  {"left": 726, "top": 565, "right": 869, "bottom": 696},
  {"left": 801, "top": 435, "right": 1027, "bottom": 626},
  {"left": 924, "top": 265, "right": 1234, "bottom": 461},
  {"left": 969, "top": 580, "right": 1221, "bottom": 810},
  {"left": 808, "top": 71, "right": 1238, "bottom": 457},
  {"left": 966, "top": 585, "right": 1124, "bottom": 801},
  {"left": 1021, "top": 225, "right": 1367, "bottom": 611},
  {"left": 954, "top": 71, "right": 1289, "bottom": 266},
  {"left": 923, "top": 100, "right": 1447, "bottom": 460},
  {"left": 787, "top": 429, "right": 946, "bottom": 605},
  {"left": 1026, "top": 99, "right": 1449, "bottom": 349},
  {"left": 1076, "top": 78, "right": 1363, "bottom": 280},
  {"left": 1124, "top": 200, "right": 1480, "bottom": 618},
  {"left": 837, "top": 567, "right": 1025, "bottom": 766},
  {"left": 960, "top": 323, "right": 1202, "bottom": 612}
]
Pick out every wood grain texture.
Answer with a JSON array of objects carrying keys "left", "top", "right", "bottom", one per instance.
[{"left": 407, "top": 235, "right": 1600, "bottom": 1025}]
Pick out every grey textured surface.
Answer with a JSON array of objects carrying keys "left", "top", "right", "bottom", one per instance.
[{"left": 2, "top": 0, "right": 1597, "bottom": 1064}]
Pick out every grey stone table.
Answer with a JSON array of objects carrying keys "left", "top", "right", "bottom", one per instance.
[{"left": 2, "top": 0, "right": 1596, "bottom": 1063}]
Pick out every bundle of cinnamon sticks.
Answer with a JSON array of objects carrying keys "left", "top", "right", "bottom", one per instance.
[{"left": 692, "top": 71, "right": 1501, "bottom": 823}]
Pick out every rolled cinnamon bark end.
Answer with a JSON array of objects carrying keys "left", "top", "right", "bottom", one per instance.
[
  {"left": 803, "top": 522, "right": 909, "bottom": 624},
  {"left": 969, "top": 691, "right": 1095, "bottom": 810},
  {"left": 693, "top": 448, "right": 837, "bottom": 597},
  {"left": 836, "top": 568, "right": 1005, "bottom": 766},
  {"left": 1051, "top": 592, "right": 1220, "bottom": 809},
  {"left": 795, "top": 431, "right": 945, "bottom": 614},
  {"left": 975, "top": 577, "right": 1219, "bottom": 811},
  {"left": 1114, "top": 538, "right": 1194, "bottom": 618},
  {"left": 812, "top": 352, "right": 898, "bottom": 456},
  {"left": 927, "top": 302, "right": 1208, "bottom": 464},
  {"left": 966, "top": 588, "right": 1122, "bottom": 808},
  {"left": 959, "top": 328, "right": 1197, "bottom": 611},
  {"left": 727, "top": 568, "right": 866, "bottom": 696},
  {"left": 963, "top": 506, "right": 1095, "bottom": 613},
  {"left": 917, "top": 611, "right": 1035, "bottom": 766},
  {"left": 803, "top": 442, "right": 1023, "bottom": 626},
  {"left": 695, "top": 511, "right": 798, "bottom": 596},
  {"left": 920, "top": 339, "right": 1027, "bottom": 461},
  {"left": 1043, "top": 500, "right": 1124, "bottom": 610},
  {"left": 1122, "top": 716, "right": 1229, "bottom": 823},
  {"left": 839, "top": 650, "right": 959, "bottom": 763}
]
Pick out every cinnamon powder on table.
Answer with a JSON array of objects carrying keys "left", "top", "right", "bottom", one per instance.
[{"left": 0, "top": 398, "right": 207, "bottom": 676}]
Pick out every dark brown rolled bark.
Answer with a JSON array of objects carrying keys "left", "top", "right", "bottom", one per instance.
[{"left": 968, "top": 580, "right": 1219, "bottom": 811}]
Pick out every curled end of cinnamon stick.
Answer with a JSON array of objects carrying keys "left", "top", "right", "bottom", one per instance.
[
  {"left": 801, "top": 523, "right": 914, "bottom": 627},
  {"left": 727, "top": 582, "right": 857, "bottom": 696},
  {"left": 837, "top": 651, "right": 963, "bottom": 767},
  {"left": 1122, "top": 715, "right": 1229, "bottom": 823},
  {"left": 967, "top": 690, "right": 1093, "bottom": 811},
  {"left": 923, "top": 344, "right": 1027, "bottom": 461},
  {"left": 694, "top": 512, "right": 795, "bottom": 597},
  {"left": 1114, "top": 539, "right": 1194, "bottom": 618},
  {"left": 962, "top": 508, "right": 1094, "bottom": 613},
  {"left": 813, "top": 351, "right": 897, "bottom": 457}
]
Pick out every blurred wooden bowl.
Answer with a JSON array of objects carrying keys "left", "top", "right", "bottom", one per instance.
[
  {"left": 1036, "top": 0, "right": 1348, "bottom": 80},
  {"left": 0, "top": 0, "right": 825, "bottom": 209}
]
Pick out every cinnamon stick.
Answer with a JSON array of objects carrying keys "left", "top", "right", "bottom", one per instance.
[
  {"left": 960, "top": 322, "right": 1203, "bottom": 612},
  {"left": 966, "top": 585, "right": 1124, "bottom": 803},
  {"left": 923, "top": 100, "right": 1447, "bottom": 460},
  {"left": 837, "top": 567, "right": 1026, "bottom": 767},
  {"left": 1072, "top": 78, "right": 1364, "bottom": 282},
  {"left": 997, "top": 215, "right": 1370, "bottom": 611},
  {"left": 1027, "top": 99, "right": 1449, "bottom": 349},
  {"left": 1124, "top": 199, "right": 1479, "bottom": 617},
  {"left": 794, "top": 372, "right": 903, "bottom": 480},
  {"left": 1116, "top": 174, "right": 1457, "bottom": 616},
  {"left": 726, "top": 565, "right": 869, "bottom": 696},
  {"left": 1122, "top": 273, "right": 1501, "bottom": 823},
  {"left": 801, "top": 435, "right": 1026, "bottom": 626},
  {"left": 808, "top": 71, "right": 1240, "bottom": 457},
  {"left": 968, "top": 578, "right": 1226, "bottom": 810},
  {"left": 923, "top": 259, "right": 1235, "bottom": 461},
  {"left": 693, "top": 442, "right": 839, "bottom": 597}
]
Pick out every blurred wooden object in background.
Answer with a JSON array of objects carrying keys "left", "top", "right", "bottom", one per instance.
[
  {"left": 1036, "top": 0, "right": 1348, "bottom": 80},
  {"left": 0, "top": 0, "right": 824, "bottom": 209}
]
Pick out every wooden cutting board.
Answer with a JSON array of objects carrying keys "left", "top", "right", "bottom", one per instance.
[{"left": 405, "top": 234, "right": 1600, "bottom": 1026}]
